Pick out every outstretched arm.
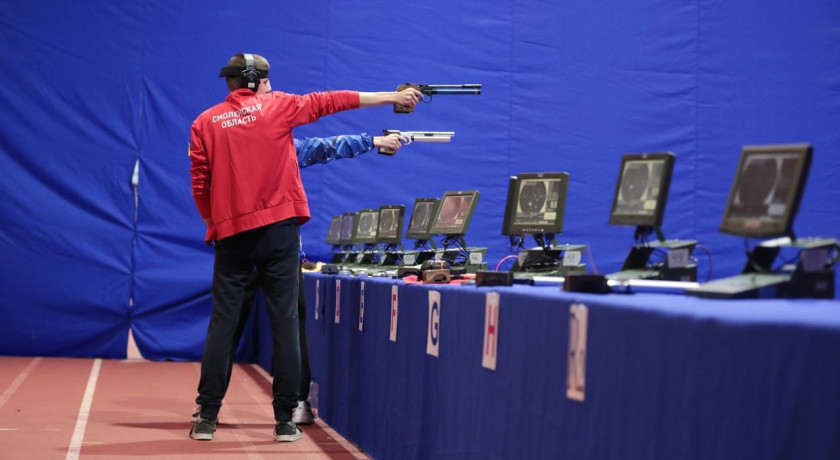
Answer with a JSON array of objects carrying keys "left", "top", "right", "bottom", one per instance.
[
  {"left": 296, "top": 134, "right": 373, "bottom": 167},
  {"left": 359, "top": 87, "right": 422, "bottom": 108},
  {"left": 295, "top": 133, "right": 408, "bottom": 167},
  {"left": 281, "top": 87, "right": 423, "bottom": 128}
]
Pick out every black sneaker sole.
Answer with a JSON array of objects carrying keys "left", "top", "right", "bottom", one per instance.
[
  {"left": 275, "top": 429, "right": 302, "bottom": 442},
  {"left": 190, "top": 431, "right": 214, "bottom": 441}
]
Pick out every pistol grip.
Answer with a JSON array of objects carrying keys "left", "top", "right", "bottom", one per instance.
[
  {"left": 378, "top": 147, "right": 396, "bottom": 156},
  {"left": 394, "top": 83, "right": 419, "bottom": 114}
]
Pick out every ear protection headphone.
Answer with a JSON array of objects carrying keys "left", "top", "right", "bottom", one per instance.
[
  {"left": 241, "top": 53, "right": 260, "bottom": 92},
  {"left": 218, "top": 53, "right": 269, "bottom": 93}
]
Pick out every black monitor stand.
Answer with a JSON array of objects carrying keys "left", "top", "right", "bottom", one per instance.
[
  {"left": 328, "top": 244, "right": 345, "bottom": 264},
  {"left": 337, "top": 244, "right": 360, "bottom": 265},
  {"left": 401, "top": 239, "right": 438, "bottom": 266},
  {"left": 686, "top": 236, "right": 838, "bottom": 299},
  {"left": 606, "top": 226, "right": 698, "bottom": 281},
  {"left": 377, "top": 243, "right": 404, "bottom": 267},
  {"left": 430, "top": 235, "right": 488, "bottom": 273},
  {"left": 356, "top": 243, "right": 382, "bottom": 265},
  {"left": 509, "top": 233, "right": 587, "bottom": 277}
]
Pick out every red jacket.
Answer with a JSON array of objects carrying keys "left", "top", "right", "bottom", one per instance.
[{"left": 189, "top": 88, "right": 359, "bottom": 242}]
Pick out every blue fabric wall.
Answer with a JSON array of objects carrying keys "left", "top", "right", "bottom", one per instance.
[{"left": 1, "top": 0, "right": 838, "bottom": 358}]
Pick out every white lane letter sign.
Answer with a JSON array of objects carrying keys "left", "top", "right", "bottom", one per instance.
[
  {"left": 482, "top": 292, "right": 500, "bottom": 370},
  {"left": 358, "top": 281, "right": 366, "bottom": 332},
  {"left": 667, "top": 248, "right": 689, "bottom": 269},
  {"left": 427, "top": 291, "right": 441, "bottom": 357},
  {"left": 334, "top": 280, "right": 341, "bottom": 324},
  {"left": 389, "top": 285, "right": 399, "bottom": 342},
  {"left": 314, "top": 279, "right": 320, "bottom": 320},
  {"left": 566, "top": 303, "right": 589, "bottom": 402}
]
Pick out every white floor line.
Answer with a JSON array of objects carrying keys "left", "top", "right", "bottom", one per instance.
[
  {"left": 240, "top": 364, "right": 276, "bottom": 420},
  {"left": 0, "top": 357, "right": 41, "bottom": 411},
  {"left": 313, "top": 419, "right": 371, "bottom": 459},
  {"left": 226, "top": 413, "right": 264, "bottom": 460},
  {"left": 190, "top": 363, "right": 264, "bottom": 459},
  {"left": 246, "top": 364, "right": 308, "bottom": 458},
  {"left": 65, "top": 358, "right": 101, "bottom": 460},
  {"left": 247, "top": 364, "right": 306, "bottom": 453},
  {"left": 250, "top": 363, "right": 273, "bottom": 383},
  {"left": 249, "top": 364, "right": 370, "bottom": 459},
  {"left": 223, "top": 366, "right": 266, "bottom": 460}
]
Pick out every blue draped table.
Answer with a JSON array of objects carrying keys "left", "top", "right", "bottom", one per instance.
[{"left": 255, "top": 273, "right": 840, "bottom": 460}]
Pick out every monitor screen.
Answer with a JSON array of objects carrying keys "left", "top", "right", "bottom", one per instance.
[
  {"left": 338, "top": 212, "right": 358, "bottom": 245},
  {"left": 355, "top": 209, "right": 380, "bottom": 244},
  {"left": 325, "top": 215, "right": 342, "bottom": 245},
  {"left": 377, "top": 205, "right": 405, "bottom": 244},
  {"left": 405, "top": 198, "right": 440, "bottom": 240},
  {"left": 429, "top": 190, "right": 480, "bottom": 236},
  {"left": 502, "top": 172, "right": 569, "bottom": 235},
  {"left": 608, "top": 153, "right": 676, "bottom": 228},
  {"left": 720, "top": 144, "right": 812, "bottom": 238}
]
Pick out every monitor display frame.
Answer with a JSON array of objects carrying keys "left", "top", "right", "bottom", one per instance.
[
  {"left": 502, "top": 172, "right": 570, "bottom": 236},
  {"left": 608, "top": 152, "right": 676, "bottom": 228},
  {"left": 377, "top": 205, "right": 406, "bottom": 245},
  {"left": 325, "top": 215, "right": 343, "bottom": 245},
  {"left": 719, "top": 143, "right": 812, "bottom": 238},
  {"left": 338, "top": 212, "right": 358, "bottom": 245},
  {"left": 405, "top": 198, "right": 441, "bottom": 241},
  {"left": 428, "top": 190, "right": 481, "bottom": 236},
  {"left": 501, "top": 176, "right": 516, "bottom": 236},
  {"left": 354, "top": 208, "right": 380, "bottom": 244}
]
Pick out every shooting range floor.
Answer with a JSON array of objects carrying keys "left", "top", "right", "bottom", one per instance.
[{"left": 0, "top": 356, "right": 371, "bottom": 459}]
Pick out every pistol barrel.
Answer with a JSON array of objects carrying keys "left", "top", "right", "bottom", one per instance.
[
  {"left": 421, "top": 84, "right": 482, "bottom": 95},
  {"left": 402, "top": 131, "right": 455, "bottom": 142},
  {"left": 378, "top": 130, "right": 454, "bottom": 155}
]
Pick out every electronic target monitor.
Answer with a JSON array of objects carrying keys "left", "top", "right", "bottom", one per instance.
[
  {"left": 608, "top": 152, "right": 676, "bottom": 228},
  {"left": 354, "top": 209, "right": 380, "bottom": 244},
  {"left": 338, "top": 212, "right": 358, "bottom": 245},
  {"left": 325, "top": 215, "right": 342, "bottom": 245},
  {"left": 429, "top": 190, "right": 480, "bottom": 236},
  {"left": 405, "top": 198, "right": 441, "bottom": 241},
  {"left": 502, "top": 172, "right": 570, "bottom": 235},
  {"left": 377, "top": 205, "right": 405, "bottom": 245},
  {"left": 719, "top": 144, "right": 812, "bottom": 238}
]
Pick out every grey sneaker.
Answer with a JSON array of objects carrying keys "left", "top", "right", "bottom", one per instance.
[
  {"left": 291, "top": 401, "right": 315, "bottom": 425},
  {"left": 274, "top": 421, "right": 302, "bottom": 442},
  {"left": 191, "top": 406, "right": 219, "bottom": 424},
  {"left": 189, "top": 418, "right": 216, "bottom": 441}
]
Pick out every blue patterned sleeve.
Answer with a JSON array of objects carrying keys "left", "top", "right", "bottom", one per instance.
[{"left": 295, "top": 133, "right": 375, "bottom": 168}]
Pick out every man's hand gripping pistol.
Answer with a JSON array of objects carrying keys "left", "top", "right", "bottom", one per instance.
[{"left": 378, "top": 130, "right": 455, "bottom": 155}]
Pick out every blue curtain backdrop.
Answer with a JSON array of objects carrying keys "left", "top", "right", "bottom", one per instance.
[{"left": 0, "top": 0, "right": 838, "bottom": 358}]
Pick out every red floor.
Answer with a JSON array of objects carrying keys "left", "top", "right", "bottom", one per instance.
[{"left": 0, "top": 356, "right": 371, "bottom": 459}]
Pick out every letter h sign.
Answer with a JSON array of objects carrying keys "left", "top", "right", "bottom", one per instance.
[{"left": 482, "top": 292, "right": 499, "bottom": 370}]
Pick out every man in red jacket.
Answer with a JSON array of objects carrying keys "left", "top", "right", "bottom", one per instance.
[{"left": 188, "top": 52, "right": 421, "bottom": 442}]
